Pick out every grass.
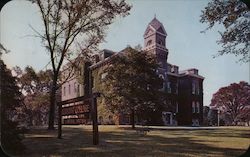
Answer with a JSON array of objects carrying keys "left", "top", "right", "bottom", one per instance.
[{"left": 14, "top": 125, "right": 250, "bottom": 157}]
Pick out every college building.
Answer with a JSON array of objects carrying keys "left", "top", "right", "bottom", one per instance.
[{"left": 61, "top": 17, "right": 205, "bottom": 126}]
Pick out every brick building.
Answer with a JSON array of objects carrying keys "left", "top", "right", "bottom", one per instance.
[{"left": 61, "top": 17, "right": 204, "bottom": 126}]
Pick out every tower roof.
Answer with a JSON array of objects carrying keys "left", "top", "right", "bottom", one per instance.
[
  {"left": 144, "top": 17, "right": 167, "bottom": 37},
  {"left": 149, "top": 17, "right": 163, "bottom": 30}
]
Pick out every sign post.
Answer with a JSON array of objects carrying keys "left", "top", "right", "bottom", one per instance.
[
  {"left": 57, "top": 96, "right": 91, "bottom": 139},
  {"left": 57, "top": 94, "right": 100, "bottom": 145},
  {"left": 92, "top": 92, "right": 100, "bottom": 145}
]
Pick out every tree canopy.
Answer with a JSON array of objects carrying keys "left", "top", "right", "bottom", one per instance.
[
  {"left": 31, "top": 0, "right": 131, "bottom": 129},
  {"left": 0, "top": 60, "right": 25, "bottom": 155},
  {"left": 210, "top": 81, "right": 250, "bottom": 125},
  {"left": 13, "top": 66, "right": 52, "bottom": 126},
  {"left": 103, "top": 47, "right": 166, "bottom": 128},
  {"left": 200, "top": 0, "right": 250, "bottom": 63}
]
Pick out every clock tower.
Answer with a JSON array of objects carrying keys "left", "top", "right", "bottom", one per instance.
[{"left": 143, "top": 17, "right": 169, "bottom": 79}]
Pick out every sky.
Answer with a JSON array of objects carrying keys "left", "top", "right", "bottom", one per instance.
[{"left": 0, "top": 0, "right": 249, "bottom": 107}]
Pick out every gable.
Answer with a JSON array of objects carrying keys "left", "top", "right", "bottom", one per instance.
[{"left": 143, "top": 27, "right": 155, "bottom": 37}]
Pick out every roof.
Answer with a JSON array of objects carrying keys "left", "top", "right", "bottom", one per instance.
[
  {"left": 144, "top": 17, "right": 167, "bottom": 37},
  {"left": 149, "top": 17, "right": 163, "bottom": 30}
]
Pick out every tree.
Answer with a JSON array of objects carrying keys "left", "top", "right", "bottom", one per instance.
[
  {"left": 103, "top": 47, "right": 166, "bottom": 128},
  {"left": 31, "top": 0, "right": 131, "bottom": 129},
  {"left": 13, "top": 66, "right": 52, "bottom": 126},
  {"left": 0, "top": 60, "right": 25, "bottom": 155},
  {"left": 210, "top": 81, "right": 250, "bottom": 125},
  {"left": 200, "top": 0, "right": 250, "bottom": 63}
]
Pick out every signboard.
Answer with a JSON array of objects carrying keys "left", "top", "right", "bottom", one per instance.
[
  {"left": 62, "top": 104, "right": 89, "bottom": 115},
  {"left": 60, "top": 96, "right": 91, "bottom": 125},
  {"left": 64, "top": 118, "right": 88, "bottom": 125},
  {"left": 57, "top": 93, "right": 100, "bottom": 145}
]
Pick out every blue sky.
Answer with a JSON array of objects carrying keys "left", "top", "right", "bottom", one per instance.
[{"left": 1, "top": 0, "right": 249, "bottom": 106}]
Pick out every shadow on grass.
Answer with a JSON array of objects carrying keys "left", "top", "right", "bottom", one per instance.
[{"left": 20, "top": 126, "right": 249, "bottom": 157}]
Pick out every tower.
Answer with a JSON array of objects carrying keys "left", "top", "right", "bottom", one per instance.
[{"left": 143, "top": 17, "right": 169, "bottom": 76}]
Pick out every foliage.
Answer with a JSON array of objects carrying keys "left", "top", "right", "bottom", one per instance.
[
  {"left": 210, "top": 81, "right": 250, "bottom": 125},
  {"left": 30, "top": 0, "right": 131, "bottom": 129},
  {"left": 13, "top": 66, "right": 51, "bottom": 126},
  {"left": 0, "top": 60, "right": 25, "bottom": 155},
  {"left": 103, "top": 47, "right": 166, "bottom": 127},
  {"left": 200, "top": 0, "right": 250, "bottom": 63}
]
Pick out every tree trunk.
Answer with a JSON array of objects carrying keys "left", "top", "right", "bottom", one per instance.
[
  {"left": 130, "top": 108, "right": 135, "bottom": 129},
  {"left": 48, "top": 76, "right": 57, "bottom": 130}
]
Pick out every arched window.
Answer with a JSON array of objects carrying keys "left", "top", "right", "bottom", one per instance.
[
  {"left": 147, "top": 40, "right": 152, "bottom": 46},
  {"left": 158, "top": 40, "right": 163, "bottom": 45}
]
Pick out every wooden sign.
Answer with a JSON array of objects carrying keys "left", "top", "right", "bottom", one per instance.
[
  {"left": 62, "top": 104, "right": 89, "bottom": 116},
  {"left": 57, "top": 93, "right": 100, "bottom": 145},
  {"left": 63, "top": 118, "right": 88, "bottom": 125},
  {"left": 60, "top": 97, "right": 91, "bottom": 125}
]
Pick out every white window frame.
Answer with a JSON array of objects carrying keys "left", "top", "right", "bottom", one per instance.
[
  {"left": 192, "top": 101, "right": 195, "bottom": 113},
  {"left": 196, "top": 102, "right": 200, "bottom": 113}
]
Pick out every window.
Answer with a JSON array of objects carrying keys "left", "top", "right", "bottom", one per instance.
[
  {"left": 196, "top": 102, "right": 200, "bottom": 113},
  {"left": 171, "top": 66, "right": 175, "bottom": 73},
  {"left": 196, "top": 81, "right": 200, "bottom": 95},
  {"left": 167, "top": 82, "right": 171, "bottom": 93},
  {"left": 158, "top": 40, "right": 163, "bottom": 45},
  {"left": 192, "top": 119, "right": 199, "bottom": 126},
  {"left": 175, "top": 82, "right": 178, "bottom": 94},
  {"left": 77, "top": 84, "right": 80, "bottom": 96},
  {"left": 159, "top": 62, "right": 163, "bottom": 67},
  {"left": 176, "top": 102, "right": 179, "bottom": 113},
  {"left": 159, "top": 74, "right": 165, "bottom": 90},
  {"left": 147, "top": 40, "right": 152, "bottom": 46},
  {"left": 74, "top": 82, "right": 77, "bottom": 93},
  {"left": 69, "top": 84, "right": 71, "bottom": 94},
  {"left": 63, "top": 86, "right": 66, "bottom": 96},
  {"left": 101, "top": 72, "right": 108, "bottom": 80},
  {"left": 78, "top": 66, "right": 82, "bottom": 76},
  {"left": 192, "top": 81, "right": 195, "bottom": 94},
  {"left": 192, "top": 101, "right": 195, "bottom": 113}
]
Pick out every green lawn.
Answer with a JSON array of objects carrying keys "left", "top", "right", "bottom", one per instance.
[{"left": 16, "top": 125, "right": 250, "bottom": 157}]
